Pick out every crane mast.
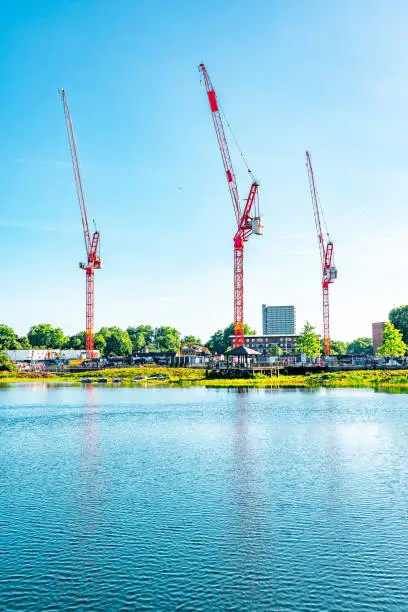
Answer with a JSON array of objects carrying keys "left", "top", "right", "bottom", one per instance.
[
  {"left": 199, "top": 63, "right": 263, "bottom": 348},
  {"left": 60, "top": 89, "right": 102, "bottom": 357},
  {"left": 305, "top": 151, "right": 337, "bottom": 356}
]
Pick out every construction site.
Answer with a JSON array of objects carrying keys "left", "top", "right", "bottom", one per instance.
[{"left": 3, "top": 65, "right": 395, "bottom": 379}]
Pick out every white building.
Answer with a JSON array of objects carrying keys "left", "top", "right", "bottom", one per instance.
[{"left": 6, "top": 349, "right": 99, "bottom": 362}]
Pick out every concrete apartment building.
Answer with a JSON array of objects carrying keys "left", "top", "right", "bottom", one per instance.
[
  {"left": 262, "top": 304, "right": 296, "bottom": 335},
  {"left": 229, "top": 334, "right": 299, "bottom": 352},
  {"left": 372, "top": 322, "right": 386, "bottom": 353}
]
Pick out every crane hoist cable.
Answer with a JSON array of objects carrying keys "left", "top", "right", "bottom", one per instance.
[{"left": 219, "top": 103, "right": 254, "bottom": 180}]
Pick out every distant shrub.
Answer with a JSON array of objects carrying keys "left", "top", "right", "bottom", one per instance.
[{"left": 0, "top": 352, "right": 17, "bottom": 373}]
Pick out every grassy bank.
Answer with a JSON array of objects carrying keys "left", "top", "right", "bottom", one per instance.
[
  {"left": 195, "top": 369, "right": 408, "bottom": 389},
  {"left": 2, "top": 367, "right": 408, "bottom": 391},
  {"left": 0, "top": 367, "right": 206, "bottom": 385},
  {"left": 300, "top": 369, "right": 408, "bottom": 389}
]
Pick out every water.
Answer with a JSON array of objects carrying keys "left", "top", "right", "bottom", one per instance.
[{"left": 1, "top": 384, "right": 408, "bottom": 611}]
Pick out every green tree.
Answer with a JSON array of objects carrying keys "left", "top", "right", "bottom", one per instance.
[
  {"left": 94, "top": 333, "right": 107, "bottom": 356},
  {"left": 347, "top": 337, "right": 373, "bottom": 355},
  {"left": 65, "top": 331, "right": 106, "bottom": 356},
  {"left": 154, "top": 326, "right": 181, "bottom": 351},
  {"left": 182, "top": 335, "right": 202, "bottom": 345},
  {"left": 296, "top": 321, "right": 321, "bottom": 358},
  {"left": 206, "top": 329, "right": 224, "bottom": 354},
  {"left": 27, "top": 324, "right": 66, "bottom": 348},
  {"left": 207, "top": 323, "right": 256, "bottom": 354},
  {"left": 0, "top": 351, "right": 17, "bottom": 372},
  {"left": 0, "top": 325, "right": 23, "bottom": 350},
  {"left": 65, "top": 332, "right": 86, "bottom": 350},
  {"left": 127, "top": 325, "right": 155, "bottom": 352},
  {"left": 327, "top": 340, "right": 348, "bottom": 355},
  {"left": 16, "top": 336, "right": 31, "bottom": 349},
  {"left": 377, "top": 322, "right": 407, "bottom": 357},
  {"left": 269, "top": 343, "right": 283, "bottom": 356},
  {"left": 224, "top": 323, "right": 256, "bottom": 352},
  {"left": 389, "top": 305, "right": 408, "bottom": 344},
  {"left": 98, "top": 327, "right": 132, "bottom": 356}
]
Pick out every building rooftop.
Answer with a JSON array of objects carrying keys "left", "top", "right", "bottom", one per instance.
[
  {"left": 228, "top": 345, "right": 261, "bottom": 356},
  {"left": 229, "top": 333, "right": 299, "bottom": 338}
]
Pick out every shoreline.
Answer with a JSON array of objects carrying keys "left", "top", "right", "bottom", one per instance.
[{"left": 2, "top": 367, "right": 408, "bottom": 391}]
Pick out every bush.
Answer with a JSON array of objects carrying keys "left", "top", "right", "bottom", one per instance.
[{"left": 0, "top": 352, "right": 17, "bottom": 373}]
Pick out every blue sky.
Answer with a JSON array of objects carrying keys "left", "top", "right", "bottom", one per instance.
[{"left": 1, "top": 0, "right": 408, "bottom": 342}]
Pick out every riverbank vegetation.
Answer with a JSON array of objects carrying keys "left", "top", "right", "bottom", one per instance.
[{"left": 2, "top": 367, "right": 408, "bottom": 390}]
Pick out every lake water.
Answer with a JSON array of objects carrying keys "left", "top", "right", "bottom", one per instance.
[{"left": 1, "top": 384, "right": 408, "bottom": 610}]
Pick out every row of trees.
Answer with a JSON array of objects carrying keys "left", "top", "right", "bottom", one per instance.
[
  {"left": 283, "top": 304, "right": 408, "bottom": 357},
  {"left": 337, "top": 305, "right": 408, "bottom": 358},
  {"left": 206, "top": 322, "right": 375, "bottom": 357},
  {"left": 281, "top": 303, "right": 408, "bottom": 358},
  {"left": 206, "top": 323, "right": 376, "bottom": 356},
  {"left": 3, "top": 304, "right": 408, "bottom": 358},
  {"left": 296, "top": 321, "right": 407, "bottom": 358},
  {"left": 0, "top": 324, "right": 201, "bottom": 357},
  {"left": 0, "top": 321, "right": 383, "bottom": 358}
]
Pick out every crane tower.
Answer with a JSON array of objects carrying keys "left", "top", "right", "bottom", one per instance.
[
  {"left": 305, "top": 151, "right": 337, "bottom": 356},
  {"left": 60, "top": 89, "right": 102, "bottom": 357},
  {"left": 199, "top": 64, "right": 263, "bottom": 348}
]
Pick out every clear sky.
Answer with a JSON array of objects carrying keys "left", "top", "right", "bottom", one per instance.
[{"left": 1, "top": 0, "right": 408, "bottom": 342}]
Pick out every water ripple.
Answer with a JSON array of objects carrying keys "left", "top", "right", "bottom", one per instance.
[{"left": 1, "top": 386, "right": 408, "bottom": 610}]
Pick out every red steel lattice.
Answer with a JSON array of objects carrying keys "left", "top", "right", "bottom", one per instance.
[
  {"left": 305, "top": 151, "right": 337, "bottom": 356},
  {"left": 200, "top": 64, "right": 262, "bottom": 348},
  {"left": 61, "top": 89, "right": 102, "bottom": 357}
]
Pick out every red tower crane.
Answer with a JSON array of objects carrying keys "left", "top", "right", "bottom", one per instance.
[
  {"left": 305, "top": 151, "right": 337, "bottom": 356},
  {"left": 60, "top": 89, "right": 102, "bottom": 357},
  {"left": 199, "top": 64, "right": 263, "bottom": 348}
]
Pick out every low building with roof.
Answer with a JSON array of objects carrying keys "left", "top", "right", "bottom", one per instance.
[{"left": 229, "top": 334, "right": 300, "bottom": 353}]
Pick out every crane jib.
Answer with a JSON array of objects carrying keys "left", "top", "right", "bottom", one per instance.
[{"left": 208, "top": 90, "right": 218, "bottom": 112}]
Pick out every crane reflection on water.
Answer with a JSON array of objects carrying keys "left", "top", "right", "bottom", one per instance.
[{"left": 230, "top": 388, "right": 279, "bottom": 608}]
